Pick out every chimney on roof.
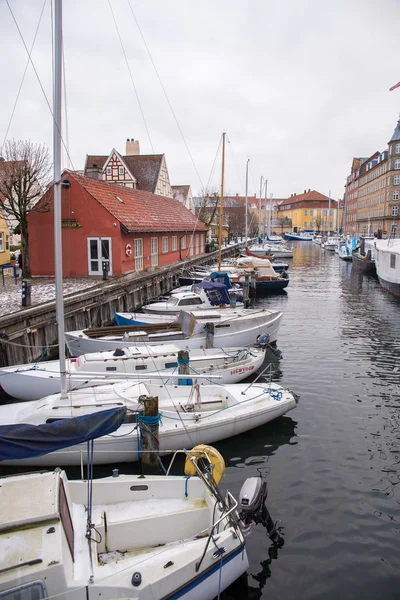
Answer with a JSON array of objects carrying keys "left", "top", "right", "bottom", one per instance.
[
  {"left": 86, "top": 163, "right": 102, "bottom": 180},
  {"left": 304, "top": 189, "right": 306, "bottom": 194},
  {"left": 236, "top": 193, "right": 239, "bottom": 197},
  {"left": 308, "top": 188, "right": 311, "bottom": 192},
  {"left": 126, "top": 138, "right": 140, "bottom": 156}
]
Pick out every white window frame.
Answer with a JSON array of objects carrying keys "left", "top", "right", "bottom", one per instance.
[
  {"left": 393, "top": 191, "right": 399, "bottom": 201},
  {"left": 392, "top": 206, "right": 399, "bottom": 217},
  {"left": 134, "top": 238, "right": 143, "bottom": 271},
  {"left": 394, "top": 159, "right": 400, "bottom": 169},
  {"left": 0, "top": 232, "right": 3, "bottom": 252},
  {"left": 394, "top": 175, "right": 400, "bottom": 185},
  {"left": 162, "top": 236, "right": 168, "bottom": 253},
  {"left": 151, "top": 237, "right": 158, "bottom": 266},
  {"left": 304, "top": 210, "right": 308, "bottom": 216},
  {"left": 87, "top": 237, "right": 112, "bottom": 276},
  {"left": 172, "top": 235, "right": 178, "bottom": 251},
  {"left": 119, "top": 166, "right": 124, "bottom": 175},
  {"left": 181, "top": 235, "right": 187, "bottom": 250},
  {"left": 106, "top": 166, "right": 111, "bottom": 175},
  {"left": 310, "top": 209, "right": 313, "bottom": 216},
  {"left": 189, "top": 235, "right": 194, "bottom": 256},
  {"left": 195, "top": 234, "right": 199, "bottom": 255},
  {"left": 396, "top": 143, "right": 400, "bottom": 154}
]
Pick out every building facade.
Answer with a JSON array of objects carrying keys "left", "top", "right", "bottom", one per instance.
[
  {"left": 343, "top": 116, "right": 400, "bottom": 235},
  {"left": 28, "top": 173, "right": 207, "bottom": 277},
  {"left": 0, "top": 212, "right": 11, "bottom": 266},
  {"left": 277, "top": 190, "right": 338, "bottom": 232}
]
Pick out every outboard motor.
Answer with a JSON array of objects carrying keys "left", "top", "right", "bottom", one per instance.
[
  {"left": 256, "top": 333, "right": 270, "bottom": 349},
  {"left": 239, "top": 472, "right": 284, "bottom": 547},
  {"left": 256, "top": 333, "right": 283, "bottom": 359}
]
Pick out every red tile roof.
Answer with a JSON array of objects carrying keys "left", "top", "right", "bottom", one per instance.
[
  {"left": 71, "top": 173, "right": 207, "bottom": 233},
  {"left": 280, "top": 190, "right": 335, "bottom": 206}
]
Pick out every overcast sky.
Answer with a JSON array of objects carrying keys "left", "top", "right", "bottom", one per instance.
[{"left": 1, "top": 0, "right": 400, "bottom": 201}]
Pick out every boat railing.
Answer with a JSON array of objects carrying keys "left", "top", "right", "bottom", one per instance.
[{"left": 241, "top": 361, "right": 274, "bottom": 394}]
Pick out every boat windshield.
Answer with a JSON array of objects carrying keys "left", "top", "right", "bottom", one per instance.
[
  {"left": 166, "top": 296, "right": 180, "bottom": 306},
  {"left": 0, "top": 582, "right": 47, "bottom": 600}
]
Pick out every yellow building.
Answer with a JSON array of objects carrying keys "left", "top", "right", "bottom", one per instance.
[
  {"left": 0, "top": 212, "right": 11, "bottom": 266},
  {"left": 278, "top": 190, "right": 338, "bottom": 233}
]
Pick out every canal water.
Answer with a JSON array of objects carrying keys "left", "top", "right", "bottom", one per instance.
[
  {"left": 2, "top": 242, "right": 400, "bottom": 599},
  {"left": 220, "top": 242, "right": 400, "bottom": 599}
]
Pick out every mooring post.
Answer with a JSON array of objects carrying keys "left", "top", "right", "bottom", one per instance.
[
  {"left": 139, "top": 395, "right": 162, "bottom": 474},
  {"left": 243, "top": 273, "right": 250, "bottom": 305},
  {"left": 205, "top": 322, "right": 215, "bottom": 348},
  {"left": 177, "top": 349, "right": 192, "bottom": 385}
]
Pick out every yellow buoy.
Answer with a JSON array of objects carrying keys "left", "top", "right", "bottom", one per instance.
[{"left": 184, "top": 444, "right": 226, "bottom": 485}]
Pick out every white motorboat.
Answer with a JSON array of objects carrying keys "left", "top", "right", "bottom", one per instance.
[
  {"left": 321, "top": 238, "right": 337, "bottom": 251},
  {"left": 312, "top": 235, "right": 322, "bottom": 245},
  {"left": 265, "top": 234, "right": 283, "bottom": 243},
  {"left": 338, "top": 241, "right": 352, "bottom": 261},
  {"left": 247, "top": 243, "right": 293, "bottom": 258},
  {"left": 374, "top": 237, "right": 400, "bottom": 297},
  {"left": 142, "top": 281, "right": 242, "bottom": 315},
  {"left": 0, "top": 408, "right": 262, "bottom": 599},
  {"left": 66, "top": 307, "right": 283, "bottom": 356},
  {"left": 0, "top": 345, "right": 267, "bottom": 401},
  {"left": 0, "top": 408, "right": 287, "bottom": 599},
  {"left": 0, "top": 379, "right": 298, "bottom": 466}
]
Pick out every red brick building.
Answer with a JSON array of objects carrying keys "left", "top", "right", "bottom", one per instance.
[{"left": 28, "top": 172, "right": 207, "bottom": 277}]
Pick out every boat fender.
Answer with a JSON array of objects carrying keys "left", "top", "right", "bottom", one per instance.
[
  {"left": 184, "top": 444, "right": 226, "bottom": 485},
  {"left": 125, "top": 243, "right": 133, "bottom": 256}
]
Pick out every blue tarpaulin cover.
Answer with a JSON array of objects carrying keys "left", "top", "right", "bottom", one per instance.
[
  {"left": 0, "top": 407, "right": 126, "bottom": 462},
  {"left": 207, "top": 272, "right": 233, "bottom": 289},
  {"left": 192, "top": 280, "right": 231, "bottom": 305}
]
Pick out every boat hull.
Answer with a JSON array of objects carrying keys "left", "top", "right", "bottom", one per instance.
[
  {"left": 65, "top": 310, "right": 283, "bottom": 357},
  {"left": 351, "top": 251, "right": 376, "bottom": 273},
  {"left": 0, "top": 383, "right": 297, "bottom": 465}
]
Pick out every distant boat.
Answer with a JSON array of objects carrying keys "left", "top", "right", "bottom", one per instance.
[
  {"left": 265, "top": 234, "right": 283, "bottom": 243},
  {"left": 338, "top": 241, "right": 352, "bottom": 261},
  {"left": 374, "top": 237, "right": 400, "bottom": 297},
  {"left": 284, "top": 231, "right": 313, "bottom": 241}
]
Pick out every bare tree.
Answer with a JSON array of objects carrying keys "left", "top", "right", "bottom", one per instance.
[
  {"left": 0, "top": 140, "right": 52, "bottom": 277},
  {"left": 196, "top": 187, "right": 220, "bottom": 228}
]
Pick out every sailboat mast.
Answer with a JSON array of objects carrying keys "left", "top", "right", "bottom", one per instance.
[
  {"left": 268, "top": 193, "right": 273, "bottom": 237},
  {"left": 245, "top": 159, "right": 250, "bottom": 242},
  {"left": 259, "top": 176, "right": 264, "bottom": 238},
  {"left": 217, "top": 132, "right": 226, "bottom": 271},
  {"left": 263, "top": 179, "right": 268, "bottom": 239},
  {"left": 328, "top": 189, "right": 331, "bottom": 235},
  {"left": 53, "top": 0, "right": 67, "bottom": 397}
]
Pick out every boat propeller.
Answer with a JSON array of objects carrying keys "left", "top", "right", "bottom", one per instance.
[{"left": 238, "top": 469, "right": 284, "bottom": 547}]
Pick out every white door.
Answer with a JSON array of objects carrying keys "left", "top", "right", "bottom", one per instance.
[{"left": 87, "top": 237, "right": 112, "bottom": 275}]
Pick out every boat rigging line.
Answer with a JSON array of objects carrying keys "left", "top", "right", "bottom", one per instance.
[
  {"left": 107, "top": 0, "right": 154, "bottom": 153},
  {"left": 2, "top": 0, "right": 47, "bottom": 147}
]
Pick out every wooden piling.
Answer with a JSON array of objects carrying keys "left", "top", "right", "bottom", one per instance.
[
  {"left": 138, "top": 395, "right": 161, "bottom": 475},
  {"left": 205, "top": 322, "right": 215, "bottom": 348}
]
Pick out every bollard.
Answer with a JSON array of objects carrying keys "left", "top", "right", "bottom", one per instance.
[
  {"left": 102, "top": 260, "right": 109, "bottom": 281},
  {"left": 177, "top": 349, "right": 192, "bottom": 385},
  {"left": 138, "top": 395, "right": 162, "bottom": 474},
  {"left": 21, "top": 280, "right": 31, "bottom": 307},
  {"left": 205, "top": 322, "right": 215, "bottom": 348}
]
